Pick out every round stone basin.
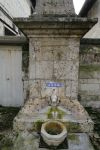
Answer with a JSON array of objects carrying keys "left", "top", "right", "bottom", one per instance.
[{"left": 41, "top": 120, "right": 67, "bottom": 146}]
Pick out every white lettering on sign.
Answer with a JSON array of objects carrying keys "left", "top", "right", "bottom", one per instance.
[{"left": 46, "top": 82, "right": 64, "bottom": 87}]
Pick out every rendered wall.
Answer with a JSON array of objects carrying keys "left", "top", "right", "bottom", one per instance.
[
  {"left": 0, "top": 37, "right": 28, "bottom": 107},
  {"left": 0, "top": 46, "right": 23, "bottom": 106}
]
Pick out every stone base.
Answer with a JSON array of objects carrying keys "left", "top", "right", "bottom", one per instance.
[
  {"left": 13, "top": 131, "right": 95, "bottom": 150},
  {"left": 39, "top": 136, "right": 68, "bottom": 149},
  {"left": 13, "top": 98, "right": 94, "bottom": 133}
]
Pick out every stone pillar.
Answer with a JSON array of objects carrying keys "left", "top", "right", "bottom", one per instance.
[
  {"left": 35, "top": 0, "right": 75, "bottom": 16},
  {"left": 14, "top": 0, "right": 97, "bottom": 100},
  {"left": 29, "top": 32, "right": 80, "bottom": 100}
]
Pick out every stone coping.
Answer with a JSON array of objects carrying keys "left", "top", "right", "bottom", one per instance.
[
  {"left": 0, "top": 36, "right": 28, "bottom": 45},
  {"left": 14, "top": 17, "right": 97, "bottom": 29},
  {"left": 14, "top": 17, "right": 97, "bottom": 37}
]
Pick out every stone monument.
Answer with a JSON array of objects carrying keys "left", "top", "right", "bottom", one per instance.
[
  {"left": 13, "top": 0, "right": 97, "bottom": 149},
  {"left": 14, "top": 0, "right": 96, "bottom": 101}
]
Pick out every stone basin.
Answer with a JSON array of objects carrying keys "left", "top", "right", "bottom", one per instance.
[{"left": 41, "top": 120, "right": 67, "bottom": 146}]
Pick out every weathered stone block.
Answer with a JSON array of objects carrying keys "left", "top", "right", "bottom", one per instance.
[
  {"left": 54, "top": 46, "right": 79, "bottom": 61},
  {"left": 29, "top": 80, "right": 66, "bottom": 99},
  {"left": 54, "top": 60, "right": 78, "bottom": 80},
  {"left": 29, "top": 61, "right": 53, "bottom": 79},
  {"left": 29, "top": 80, "right": 41, "bottom": 98},
  {"left": 80, "top": 53, "right": 100, "bottom": 65},
  {"left": 41, "top": 80, "right": 65, "bottom": 98},
  {"left": 79, "top": 79, "right": 100, "bottom": 84},
  {"left": 35, "top": 0, "right": 75, "bottom": 16},
  {"left": 79, "top": 69, "right": 100, "bottom": 79},
  {"left": 79, "top": 83, "right": 100, "bottom": 92},
  {"left": 66, "top": 80, "right": 78, "bottom": 99},
  {"left": 28, "top": 35, "right": 80, "bottom": 99},
  {"left": 30, "top": 40, "right": 54, "bottom": 61}
]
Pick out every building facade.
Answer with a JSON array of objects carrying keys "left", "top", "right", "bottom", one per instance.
[
  {"left": 0, "top": 5, "right": 19, "bottom": 35},
  {"left": 0, "top": 0, "right": 33, "bottom": 36},
  {"left": 0, "top": 0, "right": 32, "bottom": 17},
  {"left": 79, "top": 0, "right": 100, "bottom": 107},
  {"left": 79, "top": 0, "right": 100, "bottom": 39}
]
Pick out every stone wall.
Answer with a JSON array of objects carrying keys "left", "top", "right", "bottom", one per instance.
[
  {"left": 35, "top": 0, "right": 75, "bottom": 15},
  {"left": 29, "top": 36, "right": 79, "bottom": 100},
  {"left": 79, "top": 39, "right": 100, "bottom": 107}
]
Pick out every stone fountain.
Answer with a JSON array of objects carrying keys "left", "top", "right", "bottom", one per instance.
[
  {"left": 41, "top": 91, "right": 67, "bottom": 147},
  {"left": 13, "top": 0, "right": 97, "bottom": 149}
]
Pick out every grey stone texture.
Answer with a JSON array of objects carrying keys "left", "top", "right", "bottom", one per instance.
[
  {"left": 29, "top": 37, "right": 79, "bottom": 100},
  {"left": 12, "top": 6, "right": 97, "bottom": 149},
  {"left": 14, "top": 16, "right": 96, "bottom": 101},
  {"left": 13, "top": 131, "right": 94, "bottom": 150},
  {"left": 35, "top": 0, "right": 75, "bottom": 16},
  {"left": 79, "top": 40, "right": 100, "bottom": 107},
  {"left": 13, "top": 98, "right": 94, "bottom": 133}
]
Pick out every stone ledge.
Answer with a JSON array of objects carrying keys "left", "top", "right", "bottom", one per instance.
[
  {"left": 14, "top": 17, "right": 97, "bottom": 37},
  {"left": 14, "top": 17, "right": 97, "bottom": 31},
  {"left": 14, "top": 16, "right": 97, "bottom": 24}
]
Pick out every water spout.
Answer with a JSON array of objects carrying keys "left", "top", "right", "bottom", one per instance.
[
  {"left": 50, "top": 89, "right": 59, "bottom": 119},
  {"left": 51, "top": 110, "right": 58, "bottom": 119},
  {"left": 51, "top": 89, "right": 58, "bottom": 106}
]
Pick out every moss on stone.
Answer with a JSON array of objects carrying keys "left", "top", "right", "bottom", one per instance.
[
  {"left": 0, "top": 135, "right": 13, "bottom": 149},
  {"left": 68, "top": 134, "right": 79, "bottom": 141},
  {"left": 47, "top": 107, "right": 66, "bottom": 119},
  {"left": 64, "top": 122, "right": 81, "bottom": 132},
  {"left": 1, "top": 147, "right": 12, "bottom": 150},
  {"left": 80, "top": 65, "right": 100, "bottom": 72},
  {"left": 34, "top": 120, "right": 44, "bottom": 133},
  {"left": 0, "top": 134, "right": 4, "bottom": 140},
  {"left": 0, "top": 106, "right": 20, "bottom": 131}
]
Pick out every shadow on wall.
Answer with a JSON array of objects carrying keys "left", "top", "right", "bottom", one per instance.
[{"left": 30, "top": 0, "right": 36, "bottom": 8}]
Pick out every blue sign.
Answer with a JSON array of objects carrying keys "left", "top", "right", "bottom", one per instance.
[{"left": 46, "top": 82, "right": 64, "bottom": 87}]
